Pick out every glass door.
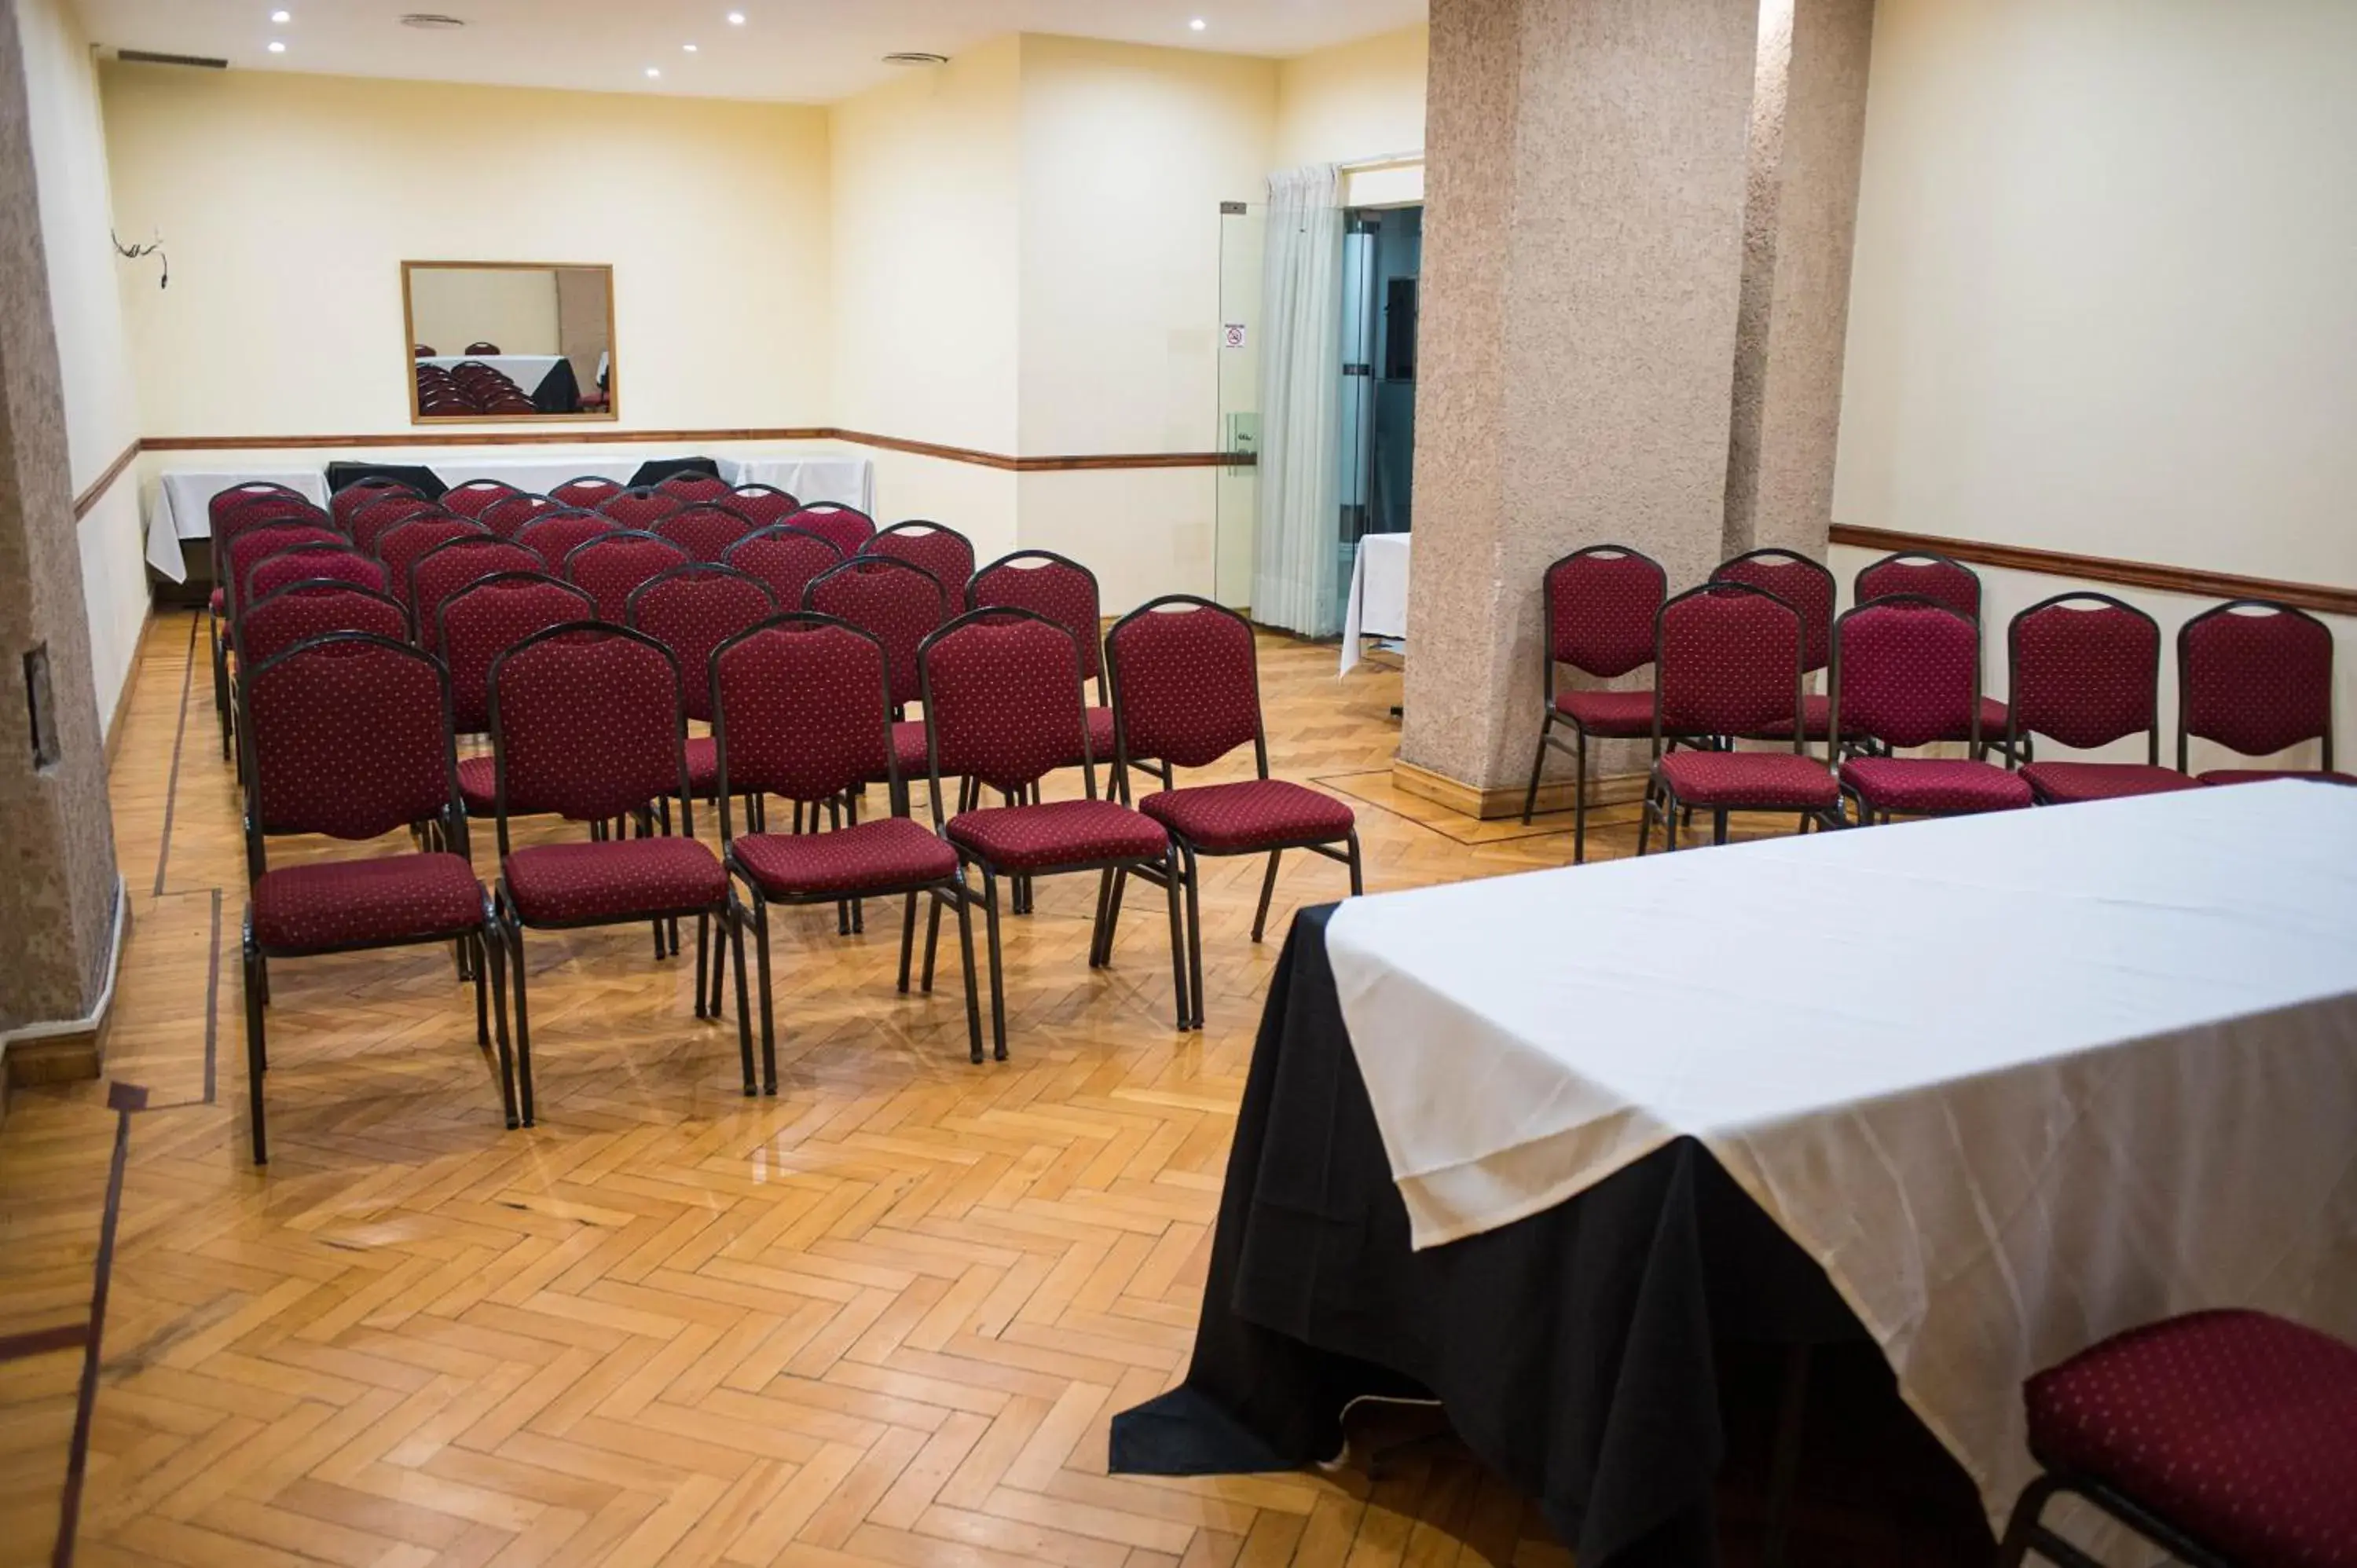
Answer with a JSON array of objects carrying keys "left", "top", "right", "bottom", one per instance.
[{"left": 1214, "top": 202, "right": 1265, "bottom": 610}]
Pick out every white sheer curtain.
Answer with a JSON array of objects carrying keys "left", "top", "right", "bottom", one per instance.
[{"left": 1252, "top": 164, "right": 1344, "bottom": 639}]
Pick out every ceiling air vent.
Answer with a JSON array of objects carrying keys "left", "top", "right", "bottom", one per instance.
[
  {"left": 116, "top": 49, "right": 229, "bottom": 68},
  {"left": 400, "top": 13, "right": 467, "bottom": 27},
  {"left": 882, "top": 52, "right": 948, "bottom": 65}
]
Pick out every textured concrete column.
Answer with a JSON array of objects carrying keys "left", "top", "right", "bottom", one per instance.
[
  {"left": 1400, "top": 0, "right": 1763, "bottom": 808},
  {"left": 0, "top": 0, "right": 120, "bottom": 1039},
  {"left": 1723, "top": 0, "right": 1875, "bottom": 559}
]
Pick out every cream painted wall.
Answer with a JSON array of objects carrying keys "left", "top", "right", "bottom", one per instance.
[
  {"left": 407, "top": 266, "right": 560, "bottom": 357},
  {"left": 17, "top": 0, "right": 144, "bottom": 732},
  {"left": 1274, "top": 24, "right": 1428, "bottom": 169},
  {"left": 1836, "top": 0, "right": 2357, "bottom": 590},
  {"left": 99, "top": 65, "right": 830, "bottom": 438}
]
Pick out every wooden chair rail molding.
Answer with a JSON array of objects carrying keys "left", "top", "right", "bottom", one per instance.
[
  {"left": 137, "top": 428, "right": 1252, "bottom": 472},
  {"left": 1829, "top": 523, "right": 2357, "bottom": 619}
]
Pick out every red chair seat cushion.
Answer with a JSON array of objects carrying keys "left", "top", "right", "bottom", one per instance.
[
  {"left": 1655, "top": 749, "right": 1838, "bottom": 810},
  {"left": 1139, "top": 779, "right": 1355, "bottom": 854},
  {"left": 251, "top": 853, "right": 483, "bottom": 951},
  {"left": 1840, "top": 757, "right": 2033, "bottom": 816},
  {"left": 732, "top": 817, "right": 958, "bottom": 898},
  {"left": 2019, "top": 760, "right": 2203, "bottom": 804},
  {"left": 1552, "top": 688, "right": 1655, "bottom": 738},
  {"left": 457, "top": 754, "right": 497, "bottom": 815},
  {"left": 2201, "top": 769, "right": 2357, "bottom": 788},
  {"left": 504, "top": 837, "right": 725, "bottom": 925},
  {"left": 947, "top": 799, "right": 1168, "bottom": 874},
  {"left": 2024, "top": 1310, "right": 2357, "bottom": 1568}
]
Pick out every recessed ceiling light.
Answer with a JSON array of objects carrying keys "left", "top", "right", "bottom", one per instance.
[
  {"left": 727, "top": 10, "right": 746, "bottom": 23},
  {"left": 266, "top": 38, "right": 286, "bottom": 51},
  {"left": 270, "top": 9, "right": 291, "bottom": 21},
  {"left": 1189, "top": 16, "right": 1207, "bottom": 29},
  {"left": 645, "top": 65, "right": 661, "bottom": 77},
  {"left": 683, "top": 42, "right": 698, "bottom": 52}
]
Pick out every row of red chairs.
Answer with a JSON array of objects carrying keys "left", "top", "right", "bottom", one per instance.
[
  {"left": 416, "top": 361, "right": 534, "bottom": 416},
  {"left": 1523, "top": 544, "right": 2346, "bottom": 860}
]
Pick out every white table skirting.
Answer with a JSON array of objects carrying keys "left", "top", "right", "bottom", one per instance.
[
  {"left": 417, "top": 355, "right": 566, "bottom": 395},
  {"left": 719, "top": 452, "right": 874, "bottom": 513},
  {"left": 147, "top": 468, "right": 333, "bottom": 577},
  {"left": 1325, "top": 781, "right": 2357, "bottom": 1527},
  {"left": 1339, "top": 532, "right": 1409, "bottom": 675}
]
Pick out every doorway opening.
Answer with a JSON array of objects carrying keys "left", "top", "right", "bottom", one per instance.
[{"left": 1336, "top": 204, "right": 1421, "bottom": 621}]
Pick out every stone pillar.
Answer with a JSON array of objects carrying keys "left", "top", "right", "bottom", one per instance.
[
  {"left": 1723, "top": 0, "right": 1875, "bottom": 560},
  {"left": 1399, "top": 0, "right": 1764, "bottom": 811},
  {"left": 0, "top": 0, "right": 120, "bottom": 1042}
]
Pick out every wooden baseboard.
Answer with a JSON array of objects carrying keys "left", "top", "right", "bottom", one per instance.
[{"left": 1391, "top": 757, "right": 1649, "bottom": 822}]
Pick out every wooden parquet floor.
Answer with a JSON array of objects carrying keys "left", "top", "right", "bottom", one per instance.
[{"left": 0, "top": 612, "right": 1725, "bottom": 1568}]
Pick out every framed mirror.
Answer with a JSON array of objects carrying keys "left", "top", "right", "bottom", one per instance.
[{"left": 403, "top": 261, "right": 616, "bottom": 423}]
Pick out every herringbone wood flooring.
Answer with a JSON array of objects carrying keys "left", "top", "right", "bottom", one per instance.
[{"left": 0, "top": 613, "right": 1696, "bottom": 1568}]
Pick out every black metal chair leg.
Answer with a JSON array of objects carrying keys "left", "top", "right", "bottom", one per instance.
[
  {"left": 1102, "top": 866, "right": 1128, "bottom": 957},
  {"left": 1181, "top": 846, "right": 1207, "bottom": 1030},
  {"left": 979, "top": 869, "right": 1008, "bottom": 1061},
  {"left": 506, "top": 911, "right": 536, "bottom": 1127},
  {"left": 471, "top": 932, "right": 489, "bottom": 1047},
  {"left": 751, "top": 896, "right": 778, "bottom": 1094},
  {"left": 1089, "top": 869, "right": 1115, "bottom": 969},
  {"left": 953, "top": 885, "right": 987, "bottom": 1064},
  {"left": 244, "top": 945, "right": 268, "bottom": 1165},
  {"left": 1519, "top": 718, "right": 1550, "bottom": 826},
  {"left": 1637, "top": 779, "right": 1656, "bottom": 857},
  {"left": 1573, "top": 730, "right": 1589, "bottom": 864},
  {"left": 485, "top": 921, "right": 517, "bottom": 1129},
  {"left": 897, "top": 892, "right": 918, "bottom": 992},
  {"left": 694, "top": 911, "right": 710, "bottom": 1019},
  {"left": 1163, "top": 851, "right": 1191, "bottom": 1031},
  {"left": 922, "top": 892, "right": 943, "bottom": 992},
  {"left": 1250, "top": 850, "right": 1281, "bottom": 943},
  {"left": 1346, "top": 830, "right": 1364, "bottom": 896},
  {"left": 1714, "top": 809, "right": 1730, "bottom": 846}
]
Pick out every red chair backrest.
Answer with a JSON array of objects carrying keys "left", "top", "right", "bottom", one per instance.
[
  {"left": 920, "top": 610, "right": 1093, "bottom": 794},
  {"left": 242, "top": 634, "right": 454, "bottom": 843},
  {"left": 864, "top": 522, "right": 975, "bottom": 599},
  {"left": 1655, "top": 582, "right": 1805, "bottom": 740},
  {"left": 565, "top": 530, "right": 691, "bottom": 622},
  {"left": 723, "top": 525, "right": 842, "bottom": 607},
  {"left": 806, "top": 556, "right": 947, "bottom": 710},
  {"left": 489, "top": 625, "right": 684, "bottom": 826},
  {"left": 1543, "top": 545, "right": 1666, "bottom": 679},
  {"left": 1831, "top": 597, "right": 1980, "bottom": 752},
  {"left": 1855, "top": 552, "right": 1981, "bottom": 622},
  {"left": 1712, "top": 550, "right": 1835, "bottom": 675},
  {"left": 215, "top": 494, "right": 330, "bottom": 555},
  {"left": 442, "top": 479, "right": 523, "bottom": 519},
  {"left": 713, "top": 617, "right": 893, "bottom": 807},
  {"left": 481, "top": 492, "right": 563, "bottom": 540},
  {"left": 656, "top": 471, "right": 732, "bottom": 503},
  {"left": 515, "top": 509, "right": 618, "bottom": 571},
  {"left": 970, "top": 551, "right": 1104, "bottom": 681},
  {"left": 351, "top": 496, "right": 445, "bottom": 555},
  {"left": 409, "top": 537, "right": 544, "bottom": 652},
  {"left": 2008, "top": 593, "right": 2162, "bottom": 752},
  {"left": 440, "top": 572, "right": 594, "bottom": 734},
  {"left": 651, "top": 504, "right": 755, "bottom": 563},
  {"left": 225, "top": 523, "right": 343, "bottom": 616},
  {"left": 596, "top": 486, "right": 685, "bottom": 529},
  {"left": 331, "top": 478, "right": 421, "bottom": 529},
  {"left": 785, "top": 504, "right": 876, "bottom": 555},
  {"left": 246, "top": 543, "right": 387, "bottom": 606},
  {"left": 2179, "top": 599, "right": 2333, "bottom": 763},
  {"left": 209, "top": 482, "right": 309, "bottom": 533},
  {"left": 724, "top": 485, "right": 800, "bottom": 526},
  {"left": 550, "top": 474, "right": 625, "bottom": 507},
  {"left": 239, "top": 581, "right": 410, "bottom": 667},
  {"left": 379, "top": 516, "right": 490, "bottom": 605},
  {"left": 625, "top": 566, "right": 778, "bottom": 722},
  {"left": 1105, "top": 596, "right": 1260, "bottom": 771}
]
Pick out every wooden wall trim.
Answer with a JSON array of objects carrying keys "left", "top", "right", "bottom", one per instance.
[
  {"left": 71, "top": 440, "right": 141, "bottom": 521},
  {"left": 137, "top": 428, "right": 1255, "bottom": 471},
  {"left": 1828, "top": 523, "right": 2357, "bottom": 619}
]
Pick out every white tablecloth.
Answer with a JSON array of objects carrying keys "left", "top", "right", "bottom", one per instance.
[
  {"left": 1325, "top": 780, "right": 2357, "bottom": 1525},
  {"left": 146, "top": 468, "right": 333, "bottom": 580},
  {"left": 1339, "top": 532, "right": 1409, "bottom": 674},
  {"left": 418, "top": 355, "right": 566, "bottom": 396},
  {"left": 719, "top": 451, "right": 874, "bottom": 512}
]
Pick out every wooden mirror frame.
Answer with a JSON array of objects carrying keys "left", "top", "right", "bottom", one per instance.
[{"left": 401, "top": 260, "right": 618, "bottom": 425}]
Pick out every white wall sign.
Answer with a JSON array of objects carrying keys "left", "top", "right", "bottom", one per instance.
[{"left": 1222, "top": 323, "right": 1248, "bottom": 350}]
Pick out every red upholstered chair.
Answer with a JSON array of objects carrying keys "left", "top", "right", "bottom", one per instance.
[
  {"left": 465, "top": 340, "right": 500, "bottom": 355},
  {"left": 236, "top": 632, "right": 506, "bottom": 1163},
  {"left": 209, "top": 482, "right": 312, "bottom": 538},
  {"left": 224, "top": 521, "right": 345, "bottom": 620},
  {"left": 486, "top": 624, "right": 741, "bottom": 1122},
  {"left": 595, "top": 485, "right": 684, "bottom": 530},
  {"left": 652, "top": 503, "right": 756, "bottom": 563},
  {"left": 1638, "top": 582, "right": 1841, "bottom": 852},
  {"left": 784, "top": 504, "right": 877, "bottom": 555},
  {"left": 918, "top": 608, "right": 1187, "bottom": 1057},
  {"left": 712, "top": 614, "right": 982, "bottom": 1077},
  {"left": 2007, "top": 593, "right": 2200, "bottom": 804},
  {"left": 481, "top": 492, "right": 563, "bottom": 540},
  {"left": 1828, "top": 596, "right": 2032, "bottom": 822},
  {"left": 1519, "top": 544, "right": 1668, "bottom": 859},
  {"left": 351, "top": 496, "right": 446, "bottom": 555},
  {"left": 1998, "top": 1310, "right": 2357, "bottom": 1568},
  {"left": 865, "top": 522, "right": 977, "bottom": 598},
  {"left": 808, "top": 557, "right": 950, "bottom": 827},
  {"left": 209, "top": 490, "right": 331, "bottom": 754},
  {"left": 723, "top": 523, "right": 841, "bottom": 610},
  {"left": 378, "top": 515, "right": 489, "bottom": 606},
  {"left": 330, "top": 476, "right": 420, "bottom": 529},
  {"left": 441, "top": 479, "right": 523, "bottom": 520},
  {"left": 1710, "top": 548, "right": 1847, "bottom": 751},
  {"left": 969, "top": 551, "right": 1151, "bottom": 796},
  {"left": 656, "top": 471, "right": 733, "bottom": 503},
  {"left": 235, "top": 581, "right": 410, "bottom": 669},
  {"left": 244, "top": 542, "right": 387, "bottom": 606},
  {"left": 563, "top": 529, "right": 690, "bottom": 622},
  {"left": 409, "top": 536, "right": 543, "bottom": 654},
  {"left": 1106, "top": 596, "right": 1360, "bottom": 1028},
  {"left": 2178, "top": 599, "right": 2352, "bottom": 786},
  {"left": 625, "top": 564, "right": 777, "bottom": 806},
  {"left": 1855, "top": 551, "right": 2015, "bottom": 762},
  {"left": 440, "top": 573, "right": 596, "bottom": 819},
  {"left": 515, "top": 508, "right": 618, "bottom": 572},
  {"left": 724, "top": 484, "right": 800, "bottom": 526},
  {"left": 550, "top": 474, "right": 624, "bottom": 508}
]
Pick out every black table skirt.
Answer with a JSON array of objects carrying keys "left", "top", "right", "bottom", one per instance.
[{"left": 1110, "top": 904, "right": 1890, "bottom": 1568}]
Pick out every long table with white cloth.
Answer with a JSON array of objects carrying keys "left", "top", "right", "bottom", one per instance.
[
  {"left": 145, "top": 449, "right": 875, "bottom": 580},
  {"left": 1112, "top": 782, "right": 2357, "bottom": 1565}
]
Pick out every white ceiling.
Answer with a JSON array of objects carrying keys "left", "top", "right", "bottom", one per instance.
[{"left": 75, "top": 0, "right": 1428, "bottom": 104}]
